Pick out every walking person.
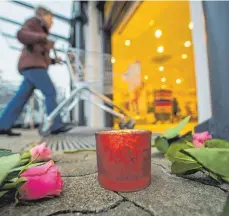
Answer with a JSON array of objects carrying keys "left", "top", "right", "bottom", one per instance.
[{"left": 0, "top": 6, "right": 72, "bottom": 136}]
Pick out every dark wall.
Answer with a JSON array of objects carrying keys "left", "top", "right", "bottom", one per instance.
[{"left": 195, "top": 2, "right": 229, "bottom": 140}]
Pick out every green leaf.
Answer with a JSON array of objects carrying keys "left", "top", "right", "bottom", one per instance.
[
  {"left": 220, "top": 196, "right": 229, "bottom": 216},
  {"left": 205, "top": 139, "right": 229, "bottom": 149},
  {"left": 210, "top": 172, "right": 222, "bottom": 183},
  {"left": 164, "top": 116, "right": 191, "bottom": 139},
  {"left": 155, "top": 137, "right": 169, "bottom": 154},
  {"left": 180, "top": 131, "right": 193, "bottom": 142},
  {"left": 5, "top": 162, "right": 44, "bottom": 182},
  {"left": 166, "top": 140, "right": 195, "bottom": 162},
  {"left": 4, "top": 171, "right": 19, "bottom": 181},
  {"left": 0, "top": 154, "right": 20, "bottom": 185},
  {"left": 18, "top": 159, "right": 30, "bottom": 167},
  {"left": 184, "top": 148, "right": 229, "bottom": 177},
  {"left": 0, "top": 190, "right": 9, "bottom": 198},
  {"left": 15, "top": 177, "right": 27, "bottom": 189},
  {"left": 222, "top": 176, "right": 229, "bottom": 183},
  {"left": 0, "top": 149, "right": 13, "bottom": 157},
  {"left": 171, "top": 161, "right": 202, "bottom": 175}
]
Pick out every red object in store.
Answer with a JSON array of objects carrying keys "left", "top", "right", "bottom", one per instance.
[{"left": 95, "top": 130, "right": 152, "bottom": 192}]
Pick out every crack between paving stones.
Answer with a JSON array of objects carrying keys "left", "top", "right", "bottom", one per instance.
[
  {"left": 151, "top": 161, "right": 167, "bottom": 171},
  {"left": 116, "top": 193, "right": 156, "bottom": 216},
  {"left": 45, "top": 198, "right": 124, "bottom": 216},
  {"left": 62, "top": 172, "right": 97, "bottom": 178},
  {"left": 181, "top": 176, "right": 229, "bottom": 194}
]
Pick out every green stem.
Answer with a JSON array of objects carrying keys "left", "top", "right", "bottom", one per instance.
[
  {"left": 18, "top": 159, "right": 30, "bottom": 166},
  {"left": 18, "top": 156, "right": 39, "bottom": 176},
  {"left": 20, "top": 151, "right": 31, "bottom": 160},
  {"left": 2, "top": 182, "right": 16, "bottom": 190},
  {"left": 63, "top": 148, "right": 96, "bottom": 153}
]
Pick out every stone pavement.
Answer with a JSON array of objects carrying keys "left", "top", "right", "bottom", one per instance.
[
  {"left": 0, "top": 130, "right": 229, "bottom": 216},
  {"left": 1, "top": 148, "right": 229, "bottom": 216}
]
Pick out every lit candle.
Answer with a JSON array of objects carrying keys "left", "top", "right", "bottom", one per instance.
[{"left": 95, "top": 130, "right": 152, "bottom": 192}]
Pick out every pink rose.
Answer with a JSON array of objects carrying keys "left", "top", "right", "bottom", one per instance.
[
  {"left": 192, "top": 131, "right": 212, "bottom": 148},
  {"left": 18, "top": 161, "right": 63, "bottom": 200},
  {"left": 30, "top": 142, "right": 52, "bottom": 162}
]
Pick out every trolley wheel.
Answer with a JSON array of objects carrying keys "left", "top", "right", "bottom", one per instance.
[
  {"left": 125, "top": 120, "right": 135, "bottom": 129},
  {"left": 38, "top": 120, "right": 52, "bottom": 137},
  {"left": 119, "top": 121, "right": 126, "bottom": 129}
]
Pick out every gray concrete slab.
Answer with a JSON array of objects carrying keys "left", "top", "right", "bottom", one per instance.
[
  {"left": 120, "top": 162, "right": 227, "bottom": 216},
  {"left": 0, "top": 133, "right": 228, "bottom": 216},
  {"left": 0, "top": 175, "right": 123, "bottom": 216},
  {"left": 0, "top": 129, "right": 41, "bottom": 152},
  {"left": 54, "top": 151, "right": 97, "bottom": 177},
  {"left": 56, "top": 202, "right": 151, "bottom": 216}
]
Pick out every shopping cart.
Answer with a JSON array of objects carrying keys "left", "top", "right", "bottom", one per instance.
[
  {"left": 38, "top": 48, "right": 135, "bottom": 136},
  {"left": 22, "top": 90, "right": 46, "bottom": 128}
]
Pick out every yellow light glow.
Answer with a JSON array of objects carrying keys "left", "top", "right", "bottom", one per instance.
[
  {"left": 189, "top": 22, "right": 194, "bottom": 30},
  {"left": 111, "top": 57, "right": 116, "bottom": 64},
  {"left": 184, "top": 41, "right": 191, "bottom": 47},
  {"left": 135, "top": 115, "right": 141, "bottom": 120},
  {"left": 176, "top": 78, "right": 182, "bottom": 84},
  {"left": 125, "top": 40, "right": 131, "bottom": 46},
  {"left": 161, "top": 77, "right": 166, "bottom": 83},
  {"left": 159, "top": 66, "right": 164, "bottom": 72},
  {"left": 181, "top": 54, "right": 188, "bottom": 59},
  {"left": 155, "top": 29, "right": 162, "bottom": 38},
  {"left": 144, "top": 75, "right": 148, "bottom": 80},
  {"left": 157, "top": 46, "right": 164, "bottom": 53},
  {"left": 161, "top": 84, "right": 166, "bottom": 89},
  {"left": 149, "top": 20, "right": 155, "bottom": 26}
]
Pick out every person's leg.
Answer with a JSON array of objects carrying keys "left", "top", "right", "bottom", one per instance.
[
  {"left": 23, "top": 69, "right": 63, "bottom": 131},
  {"left": 0, "top": 78, "right": 34, "bottom": 135}
]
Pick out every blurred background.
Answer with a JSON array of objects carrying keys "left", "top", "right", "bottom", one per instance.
[{"left": 0, "top": 1, "right": 210, "bottom": 134}]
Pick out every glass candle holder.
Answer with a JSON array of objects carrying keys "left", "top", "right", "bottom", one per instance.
[{"left": 95, "top": 130, "right": 152, "bottom": 192}]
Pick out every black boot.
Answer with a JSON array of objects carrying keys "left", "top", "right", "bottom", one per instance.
[
  {"left": 0, "top": 129, "right": 21, "bottom": 136},
  {"left": 51, "top": 124, "right": 73, "bottom": 135}
]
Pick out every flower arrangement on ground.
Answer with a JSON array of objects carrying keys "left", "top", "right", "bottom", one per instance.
[
  {"left": 0, "top": 142, "right": 63, "bottom": 202},
  {"left": 154, "top": 116, "right": 229, "bottom": 183}
]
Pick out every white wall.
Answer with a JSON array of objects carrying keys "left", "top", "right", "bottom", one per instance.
[
  {"left": 84, "top": 1, "right": 104, "bottom": 128},
  {"left": 189, "top": 1, "right": 212, "bottom": 123}
]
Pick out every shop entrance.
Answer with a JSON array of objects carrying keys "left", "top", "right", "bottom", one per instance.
[{"left": 111, "top": 1, "right": 197, "bottom": 132}]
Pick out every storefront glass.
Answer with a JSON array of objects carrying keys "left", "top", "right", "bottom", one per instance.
[{"left": 111, "top": 1, "right": 197, "bottom": 132}]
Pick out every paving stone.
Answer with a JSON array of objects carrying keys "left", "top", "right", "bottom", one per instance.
[
  {"left": 53, "top": 151, "right": 96, "bottom": 163},
  {"left": 0, "top": 175, "right": 122, "bottom": 216},
  {"left": 59, "top": 161, "right": 97, "bottom": 177},
  {"left": 120, "top": 162, "right": 227, "bottom": 216},
  {"left": 151, "top": 148, "right": 171, "bottom": 172},
  {"left": 56, "top": 202, "right": 151, "bottom": 216},
  {"left": 0, "top": 129, "right": 41, "bottom": 152},
  {"left": 54, "top": 151, "right": 97, "bottom": 177},
  {"left": 182, "top": 172, "right": 229, "bottom": 193}
]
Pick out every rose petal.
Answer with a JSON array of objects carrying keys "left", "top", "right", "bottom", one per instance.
[
  {"left": 193, "top": 131, "right": 212, "bottom": 144},
  {"left": 30, "top": 143, "right": 52, "bottom": 162},
  {"left": 21, "top": 161, "right": 54, "bottom": 177},
  {"left": 19, "top": 169, "right": 59, "bottom": 200},
  {"left": 193, "top": 140, "right": 205, "bottom": 148}
]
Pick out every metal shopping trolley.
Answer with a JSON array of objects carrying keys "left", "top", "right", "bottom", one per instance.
[
  {"left": 22, "top": 90, "right": 46, "bottom": 128},
  {"left": 38, "top": 48, "right": 135, "bottom": 136}
]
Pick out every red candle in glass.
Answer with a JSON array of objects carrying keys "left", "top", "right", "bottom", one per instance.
[{"left": 95, "top": 130, "right": 152, "bottom": 192}]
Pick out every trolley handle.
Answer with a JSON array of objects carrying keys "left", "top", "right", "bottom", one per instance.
[{"left": 53, "top": 48, "right": 66, "bottom": 64}]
